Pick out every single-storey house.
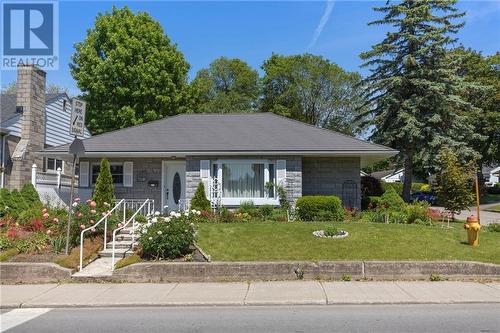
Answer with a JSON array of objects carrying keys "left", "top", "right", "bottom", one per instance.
[
  {"left": 40, "top": 113, "right": 397, "bottom": 210},
  {"left": 482, "top": 165, "right": 500, "bottom": 187},
  {"left": 1, "top": 65, "right": 91, "bottom": 189},
  {"left": 370, "top": 169, "right": 405, "bottom": 183}
]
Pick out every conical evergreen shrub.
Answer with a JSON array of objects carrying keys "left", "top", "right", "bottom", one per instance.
[
  {"left": 93, "top": 158, "right": 116, "bottom": 210},
  {"left": 190, "top": 182, "right": 211, "bottom": 212}
]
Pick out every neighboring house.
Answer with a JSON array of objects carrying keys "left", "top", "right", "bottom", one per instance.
[
  {"left": 41, "top": 113, "right": 397, "bottom": 210},
  {"left": 1, "top": 65, "right": 91, "bottom": 189},
  {"left": 370, "top": 169, "right": 405, "bottom": 183},
  {"left": 483, "top": 165, "right": 500, "bottom": 187}
]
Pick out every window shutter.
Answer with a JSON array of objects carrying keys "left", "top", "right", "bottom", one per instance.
[
  {"left": 200, "top": 160, "right": 210, "bottom": 197},
  {"left": 79, "top": 161, "right": 89, "bottom": 187},
  {"left": 123, "top": 162, "right": 133, "bottom": 187},
  {"left": 276, "top": 159, "right": 286, "bottom": 187}
]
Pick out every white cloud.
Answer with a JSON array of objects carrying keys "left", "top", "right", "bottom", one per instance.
[{"left": 308, "top": 0, "right": 335, "bottom": 50}]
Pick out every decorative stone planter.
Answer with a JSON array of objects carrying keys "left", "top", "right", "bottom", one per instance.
[{"left": 312, "top": 230, "right": 349, "bottom": 239}]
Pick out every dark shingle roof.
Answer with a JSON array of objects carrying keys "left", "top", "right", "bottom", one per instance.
[
  {"left": 1, "top": 93, "right": 67, "bottom": 123},
  {"left": 43, "top": 113, "right": 397, "bottom": 155}
]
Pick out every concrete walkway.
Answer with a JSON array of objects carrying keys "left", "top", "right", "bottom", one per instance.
[
  {"left": 1, "top": 281, "right": 499, "bottom": 308},
  {"left": 72, "top": 258, "right": 113, "bottom": 277}
]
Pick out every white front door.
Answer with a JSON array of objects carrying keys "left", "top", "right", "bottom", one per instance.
[{"left": 162, "top": 161, "right": 186, "bottom": 212}]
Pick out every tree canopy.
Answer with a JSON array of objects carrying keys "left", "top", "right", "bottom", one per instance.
[
  {"left": 190, "top": 57, "right": 260, "bottom": 113},
  {"left": 451, "top": 47, "right": 500, "bottom": 169},
  {"left": 360, "top": 0, "right": 478, "bottom": 201},
  {"left": 261, "top": 53, "right": 367, "bottom": 136},
  {"left": 71, "top": 6, "right": 191, "bottom": 134}
]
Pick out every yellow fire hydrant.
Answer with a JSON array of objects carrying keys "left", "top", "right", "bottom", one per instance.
[{"left": 464, "top": 216, "right": 481, "bottom": 247}]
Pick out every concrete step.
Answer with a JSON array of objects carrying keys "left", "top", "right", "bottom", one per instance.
[
  {"left": 114, "top": 233, "right": 138, "bottom": 241},
  {"left": 104, "top": 241, "right": 136, "bottom": 249},
  {"left": 99, "top": 248, "right": 134, "bottom": 258}
]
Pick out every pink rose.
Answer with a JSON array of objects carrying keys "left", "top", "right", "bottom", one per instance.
[
  {"left": 42, "top": 208, "right": 48, "bottom": 213},
  {"left": 90, "top": 209, "right": 96, "bottom": 215},
  {"left": 46, "top": 229, "right": 52, "bottom": 235},
  {"left": 74, "top": 197, "right": 80, "bottom": 202},
  {"left": 102, "top": 212, "right": 107, "bottom": 216},
  {"left": 90, "top": 201, "right": 97, "bottom": 208},
  {"left": 79, "top": 224, "right": 85, "bottom": 230},
  {"left": 86, "top": 199, "right": 91, "bottom": 204},
  {"left": 77, "top": 212, "right": 83, "bottom": 218},
  {"left": 43, "top": 213, "right": 49, "bottom": 219},
  {"left": 90, "top": 219, "right": 95, "bottom": 224},
  {"left": 118, "top": 223, "right": 123, "bottom": 228},
  {"left": 91, "top": 227, "right": 96, "bottom": 233},
  {"left": 53, "top": 218, "right": 59, "bottom": 223}
]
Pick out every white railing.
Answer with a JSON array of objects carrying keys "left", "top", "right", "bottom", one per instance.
[
  {"left": 209, "top": 177, "right": 221, "bottom": 211},
  {"left": 111, "top": 199, "right": 152, "bottom": 270},
  {"left": 79, "top": 199, "right": 125, "bottom": 271}
]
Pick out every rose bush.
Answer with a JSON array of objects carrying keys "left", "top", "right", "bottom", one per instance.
[{"left": 138, "top": 210, "right": 201, "bottom": 260}]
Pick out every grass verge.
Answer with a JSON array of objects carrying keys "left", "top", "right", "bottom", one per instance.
[
  {"left": 0, "top": 248, "right": 19, "bottom": 262},
  {"left": 115, "top": 254, "right": 141, "bottom": 269},
  {"left": 485, "top": 204, "right": 500, "bottom": 213},
  {"left": 53, "top": 237, "right": 103, "bottom": 270},
  {"left": 197, "top": 221, "right": 500, "bottom": 264}
]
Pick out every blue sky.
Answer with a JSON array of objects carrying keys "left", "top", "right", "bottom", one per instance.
[{"left": 1, "top": 0, "right": 499, "bottom": 96}]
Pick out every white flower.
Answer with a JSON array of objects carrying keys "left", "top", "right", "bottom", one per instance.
[
  {"left": 191, "top": 209, "right": 197, "bottom": 214},
  {"left": 154, "top": 211, "right": 160, "bottom": 216},
  {"left": 157, "top": 230, "right": 162, "bottom": 235},
  {"left": 72, "top": 202, "right": 78, "bottom": 207},
  {"left": 184, "top": 212, "right": 189, "bottom": 217},
  {"left": 142, "top": 229, "right": 148, "bottom": 234},
  {"left": 146, "top": 222, "right": 152, "bottom": 227},
  {"left": 196, "top": 210, "right": 201, "bottom": 215},
  {"left": 165, "top": 217, "right": 171, "bottom": 223},
  {"left": 190, "top": 223, "right": 194, "bottom": 227},
  {"left": 148, "top": 237, "right": 153, "bottom": 240},
  {"left": 169, "top": 211, "right": 176, "bottom": 217},
  {"left": 175, "top": 212, "right": 181, "bottom": 218},
  {"left": 151, "top": 217, "right": 158, "bottom": 223}
]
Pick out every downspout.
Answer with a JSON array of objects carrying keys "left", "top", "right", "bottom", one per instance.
[{"left": 1, "top": 133, "right": 9, "bottom": 188}]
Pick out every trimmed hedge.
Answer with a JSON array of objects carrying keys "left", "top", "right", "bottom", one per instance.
[{"left": 296, "top": 195, "right": 344, "bottom": 221}]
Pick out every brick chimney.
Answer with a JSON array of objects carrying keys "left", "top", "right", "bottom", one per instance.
[{"left": 10, "top": 65, "right": 46, "bottom": 189}]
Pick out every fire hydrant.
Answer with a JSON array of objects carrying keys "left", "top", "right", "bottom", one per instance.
[{"left": 464, "top": 216, "right": 481, "bottom": 247}]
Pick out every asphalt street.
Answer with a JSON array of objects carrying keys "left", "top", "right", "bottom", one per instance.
[{"left": 2, "top": 304, "right": 499, "bottom": 333}]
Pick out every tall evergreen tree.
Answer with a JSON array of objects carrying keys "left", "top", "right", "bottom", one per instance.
[{"left": 360, "top": 0, "right": 478, "bottom": 201}]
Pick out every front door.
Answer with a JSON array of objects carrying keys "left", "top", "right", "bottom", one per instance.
[{"left": 162, "top": 161, "right": 186, "bottom": 212}]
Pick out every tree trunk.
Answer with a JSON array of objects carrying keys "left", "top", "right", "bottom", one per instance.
[{"left": 402, "top": 152, "right": 414, "bottom": 202}]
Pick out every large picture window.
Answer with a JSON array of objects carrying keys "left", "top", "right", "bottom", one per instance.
[
  {"left": 222, "top": 163, "right": 265, "bottom": 198},
  {"left": 213, "top": 160, "right": 278, "bottom": 205},
  {"left": 91, "top": 163, "right": 124, "bottom": 185}
]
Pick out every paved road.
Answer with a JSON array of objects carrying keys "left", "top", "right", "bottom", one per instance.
[
  {"left": 2, "top": 304, "right": 499, "bottom": 333},
  {"left": 433, "top": 203, "right": 500, "bottom": 225}
]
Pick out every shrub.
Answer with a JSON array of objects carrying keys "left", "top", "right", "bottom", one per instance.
[
  {"left": 342, "top": 274, "right": 352, "bottom": 281},
  {"left": 361, "top": 176, "right": 384, "bottom": 197},
  {"left": 296, "top": 196, "right": 344, "bottom": 221},
  {"left": 411, "top": 182, "right": 427, "bottom": 193},
  {"left": 259, "top": 205, "right": 274, "bottom": 219},
  {"left": 487, "top": 223, "right": 500, "bottom": 233},
  {"left": 487, "top": 185, "right": 500, "bottom": 195},
  {"left": 140, "top": 213, "right": 196, "bottom": 260},
  {"left": 9, "top": 189, "right": 28, "bottom": 216},
  {"left": 405, "top": 201, "right": 431, "bottom": 224},
  {"left": 381, "top": 182, "right": 403, "bottom": 195},
  {"left": 420, "top": 184, "right": 431, "bottom": 193},
  {"left": 93, "top": 158, "right": 116, "bottom": 211},
  {"left": 239, "top": 200, "right": 255, "bottom": 212},
  {"left": 380, "top": 187, "right": 405, "bottom": 211},
  {"left": 276, "top": 185, "right": 290, "bottom": 211},
  {"left": 0, "top": 188, "right": 10, "bottom": 217},
  {"left": 20, "top": 183, "right": 41, "bottom": 207},
  {"left": 115, "top": 254, "right": 141, "bottom": 269},
  {"left": 323, "top": 226, "right": 338, "bottom": 237},
  {"left": 219, "top": 207, "right": 234, "bottom": 223},
  {"left": 190, "top": 182, "right": 211, "bottom": 212}
]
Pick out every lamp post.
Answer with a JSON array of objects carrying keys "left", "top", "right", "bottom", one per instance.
[{"left": 65, "top": 138, "right": 85, "bottom": 255}]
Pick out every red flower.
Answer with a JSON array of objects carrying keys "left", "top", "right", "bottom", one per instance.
[
  {"left": 31, "top": 219, "right": 44, "bottom": 231},
  {"left": 7, "top": 226, "right": 19, "bottom": 239}
]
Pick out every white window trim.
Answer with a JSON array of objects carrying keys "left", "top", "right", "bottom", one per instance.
[
  {"left": 90, "top": 162, "right": 125, "bottom": 186},
  {"left": 45, "top": 157, "right": 64, "bottom": 174},
  {"left": 213, "top": 159, "right": 279, "bottom": 206}
]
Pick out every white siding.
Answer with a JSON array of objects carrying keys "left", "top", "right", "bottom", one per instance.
[
  {"left": 45, "top": 97, "right": 91, "bottom": 146},
  {"left": 3, "top": 96, "right": 91, "bottom": 146}
]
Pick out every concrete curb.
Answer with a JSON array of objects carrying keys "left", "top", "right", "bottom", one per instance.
[
  {"left": 1, "top": 261, "right": 499, "bottom": 284},
  {"left": 0, "top": 263, "right": 73, "bottom": 284}
]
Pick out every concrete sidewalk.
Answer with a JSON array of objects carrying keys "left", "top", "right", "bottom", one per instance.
[{"left": 1, "top": 281, "right": 499, "bottom": 308}]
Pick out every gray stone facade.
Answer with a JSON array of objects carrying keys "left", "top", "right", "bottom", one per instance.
[
  {"left": 9, "top": 65, "right": 46, "bottom": 189},
  {"left": 79, "top": 158, "right": 163, "bottom": 210},
  {"left": 80, "top": 155, "right": 361, "bottom": 209},
  {"left": 302, "top": 157, "right": 361, "bottom": 208},
  {"left": 185, "top": 156, "right": 302, "bottom": 206}
]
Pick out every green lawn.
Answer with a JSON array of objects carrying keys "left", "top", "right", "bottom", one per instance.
[
  {"left": 485, "top": 204, "right": 500, "bottom": 213},
  {"left": 481, "top": 194, "right": 500, "bottom": 204},
  {"left": 197, "top": 221, "right": 500, "bottom": 264}
]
